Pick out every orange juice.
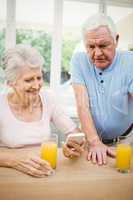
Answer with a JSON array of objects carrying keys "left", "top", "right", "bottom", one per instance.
[
  {"left": 40, "top": 142, "right": 57, "bottom": 169},
  {"left": 116, "top": 144, "right": 132, "bottom": 172}
]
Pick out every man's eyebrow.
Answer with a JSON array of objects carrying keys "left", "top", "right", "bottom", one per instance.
[{"left": 87, "top": 39, "right": 111, "bottom": 44}]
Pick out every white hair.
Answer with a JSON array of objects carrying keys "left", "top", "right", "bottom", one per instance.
[
  {"left": 1, "top": 44, "right": 44, "bottom": 82},
  {"left": 82, "top": 13, "right": 117, "bottom": 40}
]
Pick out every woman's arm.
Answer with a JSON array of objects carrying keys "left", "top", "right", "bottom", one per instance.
[{"left": 0, "top": 147, "right": 54, "bottom": 177}]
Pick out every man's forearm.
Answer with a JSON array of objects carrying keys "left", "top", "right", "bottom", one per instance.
[
  {"left": 73, "top": 84, "right": 101, "bottom": 144},
  {"left": 78, "top": 106, "right": 100, "bottom": 143}
]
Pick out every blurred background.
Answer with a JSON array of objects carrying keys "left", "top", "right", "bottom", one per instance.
[{"left": 0, "top": 0, "right": 133, "bottom": 119}]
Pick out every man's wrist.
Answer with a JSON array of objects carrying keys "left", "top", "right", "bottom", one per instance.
[{"left": 87, "top": 136, "right": 101, "bottom": 146}]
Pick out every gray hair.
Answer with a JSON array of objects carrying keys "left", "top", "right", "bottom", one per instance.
[
  {"left": 1, "top": 44, "right": 44, "bottom": 82},
  {"left": 82, "top": 13, "right": 117, "bottom": 40}
]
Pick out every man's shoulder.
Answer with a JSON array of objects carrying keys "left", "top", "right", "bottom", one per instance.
[
  {"left": 72, "top": 51, "right": 88, "bottom": 61},
  {"left": 117, "top": 50, "right": 133, "bottom": 73},
  {"left": 119, "top": 50, "right": 133, "bottom": 60},
  {"left": 71, "top": 51, "right": 92, "bottom": 70}
]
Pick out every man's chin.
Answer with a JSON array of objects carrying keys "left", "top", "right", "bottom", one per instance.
[{"left": 94, "top": 62, "right": 109, "bottom": 69}]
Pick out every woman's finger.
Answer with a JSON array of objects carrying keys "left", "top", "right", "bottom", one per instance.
[
  {"left": 31, "top": 157, "right": 52, "bottom": 170},
  {"left": 67, "top": 140, "right": 83, "bottom": 153},
  {"left": 63, "top": 144, "right": 80, "bottom": 157},
  {"left": 87, "top": 150, "right": 92, "bottom": 161}
]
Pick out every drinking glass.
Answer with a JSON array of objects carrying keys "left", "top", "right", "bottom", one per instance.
[
  {"left": 40, "top": 134, "right": 58, "bottom": 169},
  {"left": 116, "top": 136, "right": 132, "bottom": 173}
]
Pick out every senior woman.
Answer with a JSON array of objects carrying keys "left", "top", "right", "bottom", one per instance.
[{"left": 0, "top": 44, "right": 84, "bottom": 177}]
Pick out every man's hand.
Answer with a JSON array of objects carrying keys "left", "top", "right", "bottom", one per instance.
[
  {"left": 62, "top": 139, "right": 85, "bottom": 159},
  {"left": 87, "top": 139, "right": 116, "bottom": 165}
]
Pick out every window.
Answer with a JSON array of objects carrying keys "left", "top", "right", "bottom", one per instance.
[
  {"left": 16, "top": 0, "right": 54, "bottom": 85},
  {"left": 108, "top": 5, "right": 133, "bottom": 49}
]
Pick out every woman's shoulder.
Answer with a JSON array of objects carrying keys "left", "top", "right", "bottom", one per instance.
[
  {"left": 40, "top": 88, "right": 58, "bottom": 107},
  {"left": 0, "top": 93, "right": 7, "bottom": 104},
  {"left": 40, "top": 88, "right": 56, "bottom": 99}
]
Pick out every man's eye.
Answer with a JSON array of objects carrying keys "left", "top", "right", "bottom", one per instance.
[
  {"left": 89, "top": 45, "right": 95, "bottom": 49},
  {"left": 99, "top": 44, "right": 108, "bottom": 48}
]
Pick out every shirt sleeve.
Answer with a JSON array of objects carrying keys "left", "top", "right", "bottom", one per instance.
[
  {"left": 70, "top": 53, "right": 85, "bottom": 85},
  {"left": 127, "top": 66, "right": 133, "bottom": 94},
  {"left": 128, "top": 80, "right": 133, "bottom": 94},
  {"left": 124, "top": 52, "right": 133, "bottom": 94},
  {"left": 51, "top": 104, "right": 77, "bottom": 135},
  {"left": 45, "top": 90, "right": 77, "bottom": 135}
]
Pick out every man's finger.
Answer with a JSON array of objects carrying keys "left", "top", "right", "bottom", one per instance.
[
  {"left": 96, "top": 151, "right": 102, "bottom": 165},
  {"left": 92, "top": 151, "right": 97, "bottom": 164},
  {"left": 102, "top": 151, "right": 107, "bottom": 165},
  {"left": 107, "top": 147, "right": 116, "bottom": 158}
]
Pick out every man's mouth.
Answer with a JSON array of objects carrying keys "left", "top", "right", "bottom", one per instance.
[{"left": 95, "top": 59, "right": 106, "bottom": 63}]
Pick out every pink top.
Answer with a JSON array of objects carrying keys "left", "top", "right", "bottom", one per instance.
[{"left": 0, "top": 89, "right": 76, "bottom": 147}]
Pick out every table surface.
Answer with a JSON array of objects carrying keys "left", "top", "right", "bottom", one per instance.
[{"left": 0, "top": 147, "right": 133, "bottom": 200}]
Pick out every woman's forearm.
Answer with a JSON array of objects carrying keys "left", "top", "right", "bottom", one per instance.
[{"left": 0, "top": 149, "right": 14, "bottom": 167}]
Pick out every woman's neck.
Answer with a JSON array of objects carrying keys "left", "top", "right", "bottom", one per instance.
[
  {"left": 7, "top": 92, "right": 41, "bottom": 111},
  {"left": 7, "top": 92, "right": 43, "bottom": 121}
]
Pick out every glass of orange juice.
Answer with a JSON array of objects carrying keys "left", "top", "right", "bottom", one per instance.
[
  {"left": 40, "top": 134, "right": 58, "bottom": 169},
  {"left": 116, "top": 136, "right": 132, "bottom": 173}
]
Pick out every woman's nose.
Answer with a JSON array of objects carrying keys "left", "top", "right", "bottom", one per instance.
[{"left": 32, "top": 80, "right": 40, "bottom": 89}]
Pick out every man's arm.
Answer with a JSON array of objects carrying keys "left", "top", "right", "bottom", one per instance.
[
  {"left": 72, "top": 83, "right": 115, "bottom": 165},
  {"left": 72, "top": 84, "right": 99, "bottom": 142}
]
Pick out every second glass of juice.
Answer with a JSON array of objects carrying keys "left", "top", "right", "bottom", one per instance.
[
  {"left": 40, "top": 134, "right": 58, "bottom": 169},
  {"left": 116, "top": 136, "right": 132, "bottom": 173}
]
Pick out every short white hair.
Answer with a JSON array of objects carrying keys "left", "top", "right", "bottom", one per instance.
[
  {"left": 82, "top": 13, "right": 117, "bottom": 40},
  {"left": 1, "top": 44, "right": 44, "bottom": 82}
]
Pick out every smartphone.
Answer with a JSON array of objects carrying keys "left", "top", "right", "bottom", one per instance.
[{"left": 66, "top": 132, "right": 85, "bottom": 144}]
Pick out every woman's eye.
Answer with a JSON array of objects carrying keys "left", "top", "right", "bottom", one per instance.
[
  {"left": 25, "top": 79, "right": 32, "bottom": 83},
  {"left": 37, "top": 76, "right": 42, "bottom": 80}
]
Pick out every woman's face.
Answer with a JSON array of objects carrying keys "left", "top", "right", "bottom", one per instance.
[{"left": 12, "top": 67, "right": 43, "bottom": 99}]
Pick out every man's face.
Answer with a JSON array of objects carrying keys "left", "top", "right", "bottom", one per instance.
[{"left": 84, "top": 26, "right": 118, "bottom": 69}]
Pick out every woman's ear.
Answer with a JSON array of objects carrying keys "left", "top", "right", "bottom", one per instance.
[{"left": 7, "top": 80, "right": 14, "bottom": 87}]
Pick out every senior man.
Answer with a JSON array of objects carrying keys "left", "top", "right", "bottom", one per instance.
[{"left": 71, "top": 13, "right": 133, "bottom": 165}]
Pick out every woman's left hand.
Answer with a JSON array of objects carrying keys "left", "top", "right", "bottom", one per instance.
[{"left": 62, "top": 139, "right": 85, "bottom": 158}]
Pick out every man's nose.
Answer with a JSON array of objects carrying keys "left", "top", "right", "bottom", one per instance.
[{"left": 94, "top": 47, "right": 103, "bottom": 57}]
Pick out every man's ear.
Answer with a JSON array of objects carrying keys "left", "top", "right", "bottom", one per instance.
[{"left": 115, "top": 34, "right": 119, "bottom": 47}]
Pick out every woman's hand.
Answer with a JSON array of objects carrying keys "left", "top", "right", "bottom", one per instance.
[
  {"left": 62, "top": 139, "right": 85, "bottom": 158},
  {"left": 87, "top": 139, "right": 116, "bottom": 165},
  {"left": 10, "top": 153, "right": 54, "bottom": 177}
]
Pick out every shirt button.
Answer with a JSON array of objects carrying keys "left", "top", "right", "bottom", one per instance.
[
  {"left": 99, "top": 72, "right": 102, "bottom": 75},
  {"left": 100, "top": 80, "right": 104, "bottom": 83}
]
